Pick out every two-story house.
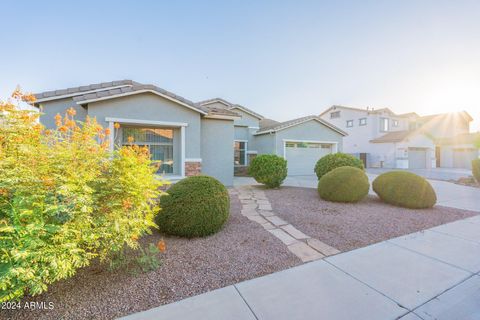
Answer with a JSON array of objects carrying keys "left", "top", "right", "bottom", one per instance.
[{"left": 319, "top": 105, "right": 477, "bottom": 169}]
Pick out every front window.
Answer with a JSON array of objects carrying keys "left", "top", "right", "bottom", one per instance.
[
  {"left": 122, "top": 127, "right": 174, "bottom": 174},
  {"left": 346, "top": 120, "right": 353, "bottom": 127},
  {"left": 359, "top": 118, "right": 367, "bottom": 126},
  {"left": 330, "top": 111, "right": 340, "bottom": 119},
  {"left": 234, "top": 141, "right": 247, "bottom": 165},
  {"left": 392, "top": 119, "right": 399, "bottom": 127},
  {"left": 380, "top": 118, "right": 389, "bottom": 132}
]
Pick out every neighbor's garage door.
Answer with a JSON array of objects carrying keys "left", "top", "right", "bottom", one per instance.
[
  {"left": 285, "top": 142, "right": 333, "bottom": 175},
  {"left": 408, "top": 148, "right": 427, "bottom": 169},
  {"left": 453, "top": 148, "right": 478, "bottom": 169}
]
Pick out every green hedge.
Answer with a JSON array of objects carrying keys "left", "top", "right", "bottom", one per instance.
[
  {"left": 472, "top": 159, "right": 480, "bottom": 183},
  {"left": 318, "top": 166, "right": 369, "bottom": 203},
  {"left": 155, "top": 176, "right": 229, "bottom": 238},
  {"left": 372, "top": 171, "right": 436, "bottom": 209},
  {"left": 314, "top": 153, "right": 364, "bottom": 180},
  {"left": 248, "top": 154, "right": 287, "bottom": 188}
]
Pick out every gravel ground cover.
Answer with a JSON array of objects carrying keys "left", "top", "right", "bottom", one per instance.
[
  {"left": 265, "top": 186, "right": 479, "bottom": 252},
  {"left": 3, "top": 192, "right": 300, "bottom": 320}
]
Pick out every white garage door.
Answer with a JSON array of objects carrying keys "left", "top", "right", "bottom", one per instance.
[
  {"left": 285, "top": 141, "right": 333, "bottom": 176},
  {"left": 453, "top": 149, "right": 478, "bottom": 169},
  {"left": 408, "top": 148, "right": 427, "bottom": 169}
]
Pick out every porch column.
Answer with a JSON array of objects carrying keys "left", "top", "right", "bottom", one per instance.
[
  {"left": 181, "top": 126, "right": 186, "bottom": 177},
  {"left": 108, "top": 121, "right": 115, "bottom": 151}
]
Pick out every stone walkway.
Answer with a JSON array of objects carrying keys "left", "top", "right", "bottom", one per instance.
[{"left": 232, "top": 185, "right": 340, "bottom": 262}]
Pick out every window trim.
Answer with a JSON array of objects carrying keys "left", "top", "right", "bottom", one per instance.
[
  {"left": 234, "top": 140, "right": 248, "bottom": 166},
  {"left": 380, "top": 117, "right": 390, "bottom": 132},
  {"left": 346, "top": 120, "right": 354, "bottom": 128},
  {"left": 392, "top": 119, "right": 399, "bottom": 127},
  {"left": 359, "top": 118, "right": 367, "bottom": 126}
]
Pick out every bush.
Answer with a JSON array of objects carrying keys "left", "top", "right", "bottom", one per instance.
[
  {"left": 248, "top": 154, "right": 287, "bottom": 188},
  {"left": 372, "top": 171, "right": 436, "bottom": 209},
  {"left": 472, "top": 159, "right": 480, "bottom": 183},
  {"left": 314, "top": 153, "right": 364, "bottom": 180},
  {"left": 318, "top": 166, "right": 369, "bottom": 203},
  {"left": 0, "top": 90, "right": 164, "bottom": 302},
  {"left": 156, "top": 176, "right": 229, "bottom": 238}
]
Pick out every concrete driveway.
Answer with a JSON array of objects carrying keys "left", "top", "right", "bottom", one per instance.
[
  {"left": 234, "top": 173, "right": 480, "bottom": 212},
  {"left": 367, "top": 167, "right": 472, "bottom": 182}
]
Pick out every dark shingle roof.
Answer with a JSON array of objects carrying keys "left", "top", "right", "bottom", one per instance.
[
  {"left": 34, "top": 80, "right": 138, "bottom": 101},
  {"left": 255, "top": 115, "right": 347, "bottom": 136}
]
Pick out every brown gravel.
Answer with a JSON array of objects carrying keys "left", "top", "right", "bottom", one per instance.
[
  {"left": 265, "top": 186, "right": 479, "bottom": 252},
  {"left": 3, "top": 192, "right": 300, "bottom": 320}
]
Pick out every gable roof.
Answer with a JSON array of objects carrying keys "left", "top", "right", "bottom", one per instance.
[
  {"left": 198, "top": 98, "right": 264, "bottom": 120},
  {"left": 254, "top": 115, "right": 347, "bottom": 136},
  {"left": 370, "top": 130, "right": 414, "bottom": 143},
  {"left": 319, "top": 105, "right": 395, "bottom": 117},
  {"left": 259, "top": 118, "right": 280, "bottom": 129},
  {"left": 72, "top": 84, "right": 208, "bottom": 115},
  {"left": 33, "top": 80, "right": 139, "bottom": 103}
]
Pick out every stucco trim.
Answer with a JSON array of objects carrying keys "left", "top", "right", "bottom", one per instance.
[
  {"left": 282, "top": 139, "right": 339, "bottom": 159},
  {"left": 203, "top": 114, "right": 240, "bottom": 120},
  {"left": 105, "top": 117, "right": 188, "bottom": 127},
  {"left": 78, "top": 90, "right": 208, "bottom": 115}
]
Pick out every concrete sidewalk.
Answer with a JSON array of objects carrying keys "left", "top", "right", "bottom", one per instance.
[
  {"left": 120, "top": 215, "right": 480, "bottom": 320},
  {"left": 234, "top": 174, "right": 480, "bottom": 212}
]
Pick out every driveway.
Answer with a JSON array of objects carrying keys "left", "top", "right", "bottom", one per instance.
[
  {"left": 367, "top": 167, "right": 472, "bottom": 182},
  {"left": 234, "top": 173, "right": 480, "bottom": 212}
]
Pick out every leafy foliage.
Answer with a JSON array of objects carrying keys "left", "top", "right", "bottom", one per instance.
[
  {"left": 318, "top": 166, "right": 369, "bottom": 203},
  {"left": 472, "top": 159, "right": 480, "bottom": 183},
  {"left": 0, "top": 89, "right": 165, "bottom": 302},
  {"left": 314, "top": 153, "right": 364, "bottom": 180},
  {"left": 372, "top": 171, "right": 436, "bottom": 209},
  {"left": 248, "top": 154, "right": 287, "bottom": 188},
  {"left": 156, "top": 176, "right": 229, "bottom": 238}
]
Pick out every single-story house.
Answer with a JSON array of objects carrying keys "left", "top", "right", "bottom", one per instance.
[{"left": 33, "top": 80, "right": 347, "bottom": 185}]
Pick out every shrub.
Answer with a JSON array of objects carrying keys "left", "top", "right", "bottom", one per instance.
[
  {"left": 156, "top": 176, "right": 229, "bottom": 238},
  {"left": 318, "top": 166, "right": 369, "bottom": 203},
  {"left": 372, "top": 171, "right": 436, "bottom": 209},
  {"left": 0, "top": 89, "right": 164, "bottom": 302},
  {"left": 472, "top": 159, "right": 480, "bottom": 183},
  {"left": 248, "top": 154, "right": 287, "bottom": 188},
  {"left": 314, "top": 153, "right": 364, "bottom": 180}
]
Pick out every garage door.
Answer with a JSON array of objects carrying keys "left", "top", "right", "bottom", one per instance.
[
  {"left": 408, "top": 148, "right": 427, "bottom": 169},
  {"left": 453, "top": 149, "right": 478, "bottom": 169},
  {"left": 285, "top": 141, "right": 333, "bottom": 175}
]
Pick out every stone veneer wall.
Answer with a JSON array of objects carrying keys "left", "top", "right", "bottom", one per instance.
[{"left": 185, "top": 161, "right": 202, "bottom": 176}]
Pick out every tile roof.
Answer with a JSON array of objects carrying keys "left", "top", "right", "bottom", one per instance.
[
  {"left": 72, "top": 84, "right": 208, "bottom": 114},
  {"left": 370, "top": 130, "right": 414, "bottom": 143},
  {"left": 34, "top": 80, "right": 138, "bottom": 101},
  {"left": 259, "top": 118, "right": 280, "bottom": 129},
  {"left": 255, "top": 115, "right": 347, "bottom": 136},
  {"left": 198, "top": 98, "right": 264, "bottom": 119}
]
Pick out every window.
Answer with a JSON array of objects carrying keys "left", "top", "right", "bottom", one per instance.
[
  {"left": 285, "top": 142, "right": 331, "bottom": 149},
  {"left": 330, "top": 111, "right": 340, "bottom": 119},
  {"left": 392, "top": 120, "right": 399, "bottom": 127},
  {"left": 380, "top": 118, "right": 389, "bottom": 132},
  {"left": 359, "top": 118, "right": 367, "bottom": 126},
  {"left": 122, "top": 127, "right": 174, "bottom": 174},
  {"left": 234, "top": 141, "right": 247, "bottom": 165},
  {"left": 346, "top": 120, "right": 354, "bottom": 128}
]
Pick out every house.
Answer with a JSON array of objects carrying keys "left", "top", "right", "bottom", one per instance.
[
  {"left": 319, "top": 105, "right": 478, "bottom": 169},
  {"left": 33, "top": 80, "right": 346, "bottom": 185}
]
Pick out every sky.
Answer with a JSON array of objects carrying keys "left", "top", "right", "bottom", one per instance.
[{"left": 1, "top": 0, "right": 479, "bottom": 131}]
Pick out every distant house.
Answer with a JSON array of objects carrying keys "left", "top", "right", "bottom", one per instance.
[
  {"left": 32, "top": 80, "right": 347, "bottom": 185},
  {"left": 319, "top": 105, "right": 478, "bottom": 169}
]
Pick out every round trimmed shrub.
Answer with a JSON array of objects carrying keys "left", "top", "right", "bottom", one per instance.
[
  {"left": 314, "top": 153, "right": 364, "bottom": 180},
  {"left": 318, "top": 166, "right": 369, "bottom": 203},
  {"left": 155, "top": 175, "right": 229, "bottom": 238},
  {"left": 248, "top": 154, "right": 287, "bottom": 188},
  {"left": 372, "top": 171, "right": 436, "bottom": 209}
]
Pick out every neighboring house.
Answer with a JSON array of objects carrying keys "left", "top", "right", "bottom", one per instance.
[
  {"left": 319, "top": 105, "right": 478, "bottom": 169},
  {"left": 33, "top": 80, "right": 347, "bottom": 185}
]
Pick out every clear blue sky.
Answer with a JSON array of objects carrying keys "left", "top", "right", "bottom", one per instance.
[{"left": 1, "top": 0, "right": 479, "bottom": 130}]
